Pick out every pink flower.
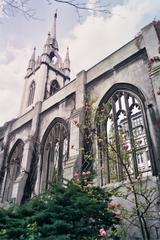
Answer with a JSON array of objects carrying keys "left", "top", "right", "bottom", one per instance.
[
  {"left": 74, "top": 173, "right": 79, "bottom": 178},
  {"left": 82, "top": 172, "right": 87, "bottom": 176},
  {"left": 123, "top": 144, "right": 129, "bottom": 150},
  {"left": 109, "top": 201, "right": 120, "bottom": 209},
  {"left": 114, "top": 209, "right": 121, "bottom": 216},
  {"left": 86, "top": 171, "right": 91, "bottom": 175},
  {"left": 99, "top": 228, "right": 107, "bottom": 237}
]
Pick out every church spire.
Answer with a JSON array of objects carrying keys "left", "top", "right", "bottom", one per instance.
[
  {"left": 27, "top": 47, "right": 36, "bottom": 75},
  {"left": 52, "top": 10, "right": 57, "bottom": 39},
  {"left": 63, "top": 46, "right": 70, "bottom": 78},
  {"left": 50, "top": 10, "right": 59, "bottom": 51}
]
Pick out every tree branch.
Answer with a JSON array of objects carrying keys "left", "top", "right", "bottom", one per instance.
[
  {"left": 47, "top": 0, "right": 111, "bottom": 14},
  {"left": 2, "top": 0, "right": 37, "bottom": 19}
]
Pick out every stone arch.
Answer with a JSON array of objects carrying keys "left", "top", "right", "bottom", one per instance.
[
  {"left": 40, "top": 118, "right": 69, "bottom": 191},
  {"left": 3, "top": 139, "right": 24, "bottom": 202},
  {"left": 96, "top": 83, "right": 156, "bottom": 186}
]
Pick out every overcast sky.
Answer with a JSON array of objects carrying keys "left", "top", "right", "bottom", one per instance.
[{"left": 0, "top": 0, "right": 160, "bottom": 126}]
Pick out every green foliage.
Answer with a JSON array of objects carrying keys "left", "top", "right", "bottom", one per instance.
[{"left": 0, "top": 177, "right": 120, "bottom": 240}]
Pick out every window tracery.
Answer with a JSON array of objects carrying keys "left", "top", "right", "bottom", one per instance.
[
  {"left": 3, "top": 140, "right": 24, "bottom": 201},
  {"left": 97, "top": 89, "right": 152, "bottom": 186},
  {"left": 41, "top": 120, "right": 68, "bottom": 190}
]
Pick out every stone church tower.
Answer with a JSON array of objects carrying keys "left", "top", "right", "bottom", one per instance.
[{"left": 1, "top": 16, "right": 160, "bottom": 206}]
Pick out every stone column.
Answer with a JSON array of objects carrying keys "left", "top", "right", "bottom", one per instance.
[
  {"left": 66, "top": 70, "right": 86, "bottom": 177},
  {"left": 141, "top": 23, "right": 160, "bottom": 176},
  {"left": 146, "top": 60, "right": 160, "bottom": 176},
  {"left": 11, "top": 139, "right": 33, "bottom": 204},
  {"left": 0, "top": 121, "right": 14, "bottom": 200},
  {"left": 11, "top": 102, "right": 42, "bottom": 204},
  {"left": 34, "top": 153, "right": 42, "bottom": 195}
]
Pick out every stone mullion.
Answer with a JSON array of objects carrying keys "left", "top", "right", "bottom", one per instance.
[
  {"left": 41, "top": 143, "right": 49, "bottom": 191},
  {"left": 49, "top": 139, "right": 54, "bottom": 182},
  {"left": 12, "top": 158, "right": 18, "bottom": 182},
  {"left": 124, "top": 93, "right": 138, "bottom": 177},
  {"left": 118, "top": 92, "right": 122, "bottom": 111},
  {"left": 103, "top": 119, "right": 110, "bottom": 184},
  {"left": 45, "top": 146, "right": 50, "bottom": 189},
  {"left": 111, "top": 96, "right": 122, "bottom": 181},
  {"left": 7, "top": 162, "right": 14, "bottom": 201},
  {"left": 29, "top": 86, "right": 33, "bottom": 105},
  {"left": 58, "top": 125, "right": 63, "bottom": 182},
  {"left": 99, "top": 122, "right": 104, "bottom": 186},
  {"left": 28, "top": 87, "right": 32, "bottom": 106}
]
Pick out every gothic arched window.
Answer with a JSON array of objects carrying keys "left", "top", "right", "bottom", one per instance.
[
  {"left": 50, "top": 80, "right": 60, "bottom": 96},
  {"left": 3, "top": 140, "right": 24, "bottom": 201},
  {"left": 97, "top": 85, "right": 153, "bottom": 186},
  {"left": 28, "top": 81, "right": 35, "bottom": 106},
  {"left": 41, "top": 119, "right": 69, "bottom": 191}
]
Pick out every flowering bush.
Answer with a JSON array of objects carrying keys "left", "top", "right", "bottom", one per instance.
[
  {"left": 0, "top": 175, "right": 120, "bottom": 240},
  {"left": 99, "top": 227, "right": 107, "bottom": 237}
]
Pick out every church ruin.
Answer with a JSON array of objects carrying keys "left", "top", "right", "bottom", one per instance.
[{"left": 1, "top": 14, "right": 160, "bottom": 205}]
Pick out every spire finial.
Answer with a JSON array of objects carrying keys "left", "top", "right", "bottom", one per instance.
[
  {"left": 50, "top": 10, "right": 59, "bottom": 51},
  {"left": 31, "top": 46, "right": 36, "bottom": 60},
  {"left": 63, "top": 46, "right": 70, "bottom": 78},
  {"left": 46, "top": 32, "right": 51, "bottom": 44},
  {"left": 65, "top": 46, "right": 70, "bottom": 65},
  {"left": 27, "top": 46, "right": 36, "bottom": 74},
  {"left": 31, "top": 47, "right": 36, "bottom": 57},
  {"left": 52, "top": 10, "right": 57, "bottom": 39}
]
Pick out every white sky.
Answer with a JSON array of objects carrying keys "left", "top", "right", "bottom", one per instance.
[{"left": 0, "top": 0, "right": 160, "bottom": 126}]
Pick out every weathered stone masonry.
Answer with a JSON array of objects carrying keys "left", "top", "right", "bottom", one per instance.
[{"left": 1, "top": 18, "right": 160, "bottom": 205}]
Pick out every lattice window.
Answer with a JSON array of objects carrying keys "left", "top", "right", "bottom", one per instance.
[
  {"left": 97, "top": 90, "right": 152, "bottom": 186},
  {"left": 28, "top": 81, "right": 35, "bottom": 106},
  {"left": 41, "top": 121, "right": 68, "bottom": 190}
]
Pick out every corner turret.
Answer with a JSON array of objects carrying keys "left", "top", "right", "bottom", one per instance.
[
  {"left": 27, "top": 47, "right": 36, "bottom": 75},
  {"left": 63, "top": 47, "right": 70, "bottom": 78}
]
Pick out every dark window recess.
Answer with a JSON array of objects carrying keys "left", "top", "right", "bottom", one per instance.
[
  {"left": 50, "top": 80, "right": 60, "bottom": 96},
  {"left": 28, "top": 81, "right": 35, "bottom": 106}
]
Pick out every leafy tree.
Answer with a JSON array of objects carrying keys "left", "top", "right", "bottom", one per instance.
[
  {"left": 0, "top": 174, "right": 120, "bottom": 240},
  {"left": 75, "top": 98, "right": 160, "bottom": 240}
]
